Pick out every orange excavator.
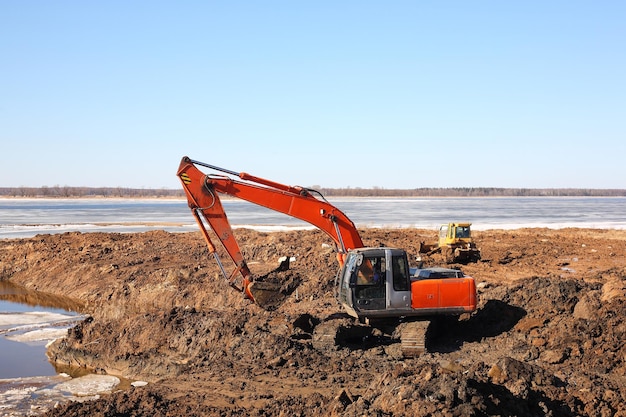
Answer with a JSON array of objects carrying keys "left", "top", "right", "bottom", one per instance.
[{"left": 177, "top": 156, "right": 477, "bottom": 356}]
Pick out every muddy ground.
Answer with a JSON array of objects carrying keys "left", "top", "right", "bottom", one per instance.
[{"left": 1, "top": 227, "right": 625, "bottom": 416}]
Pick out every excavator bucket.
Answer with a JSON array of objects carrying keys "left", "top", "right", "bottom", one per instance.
[
  {"left": 248, "top": 281, "right": 286, "bottom": 311},
  {"left": 248, "top": 257, "right": 302, "bottom": 311}
]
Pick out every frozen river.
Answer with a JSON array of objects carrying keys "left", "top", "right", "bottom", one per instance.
[{"left": 1, "top": 196, "right": 625, "bottom": 239}]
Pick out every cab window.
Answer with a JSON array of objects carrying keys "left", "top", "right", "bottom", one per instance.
[
  {"left": 392, "top": 255, "right": 410, "bottom": 291},
  {"left": 356, "top": 256, "right": 384, "bottom": 286}
]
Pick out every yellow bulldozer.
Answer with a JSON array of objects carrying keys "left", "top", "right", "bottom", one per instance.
[{"left": 418, "top": 223, "right": 481, "bottom": 264}]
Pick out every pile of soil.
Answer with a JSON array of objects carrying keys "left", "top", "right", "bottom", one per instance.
[{"left": 1, "top": 227, "right": 625, "bottom": 416}]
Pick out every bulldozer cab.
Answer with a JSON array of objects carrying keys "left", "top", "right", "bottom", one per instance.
[{"left": 439, "top": 223, "right": 472, "bottom": 246}]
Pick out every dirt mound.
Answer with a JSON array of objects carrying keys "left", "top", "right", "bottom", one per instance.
[{"left": 1, "top": 228, "right": 626, "bottom": 416}]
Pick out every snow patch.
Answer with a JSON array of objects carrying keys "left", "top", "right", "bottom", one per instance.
[
  {"left": 1, "top": 310, "right": 85, "bottom": 343},
  {"left": 0, "top": 311, "right": 74, "bottom": 328},
  {"left": 0, "top": 374, "right": 125, "bottom": 414},
  {"left": 55, "top": 374, "right": 121, "bottom": 397},
  {"left": 6, "top": 327, "right": 69, "bottom": 343}
]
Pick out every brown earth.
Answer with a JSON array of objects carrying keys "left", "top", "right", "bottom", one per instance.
[{"left": 1, "top": 227, "right": 625, "bottom": 416}]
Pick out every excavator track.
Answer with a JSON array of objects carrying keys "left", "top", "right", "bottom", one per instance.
[
  {"left": 311, "top": 316, "right": 357, "bottom": 351},
  {"left": 313, "top": 317, "right": 430, "bottom": 358},
  {"left": 399, "top": 320, "right": 430, "bottom": 358},
  {"left": 312, "top": 321, "right": 341, "bottom": 351}
]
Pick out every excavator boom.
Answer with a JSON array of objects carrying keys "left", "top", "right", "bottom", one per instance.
[{"left": 177, "top": 156, "right": 364, "bottom": 304}]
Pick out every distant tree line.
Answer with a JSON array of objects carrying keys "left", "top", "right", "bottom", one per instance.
[
  {"left": 314, "top": 187, "right": 626, "bottom": 197},
  {"left": 1, "top": 186, "right": 625, "bottom": 198},
  {"left": 0, "top": 186, "right": 182, "bottom": 198}
]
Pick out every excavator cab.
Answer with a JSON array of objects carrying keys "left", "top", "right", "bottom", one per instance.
[
  {"left": 337, "top": 247, "right": 475, "bottom": 322},
  {"left": 337, "top": 247, "right": 414, "bottom": 320}
]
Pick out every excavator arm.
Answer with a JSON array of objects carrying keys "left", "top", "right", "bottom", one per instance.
[{"left": 177, "top": 156, "right": 364, "bottom": 304}]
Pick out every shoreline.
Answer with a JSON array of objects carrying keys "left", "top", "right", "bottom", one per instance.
[{"left": 3, "top": 224, "right": 626, "bottom": 242}]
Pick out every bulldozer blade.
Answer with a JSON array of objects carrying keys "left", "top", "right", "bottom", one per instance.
[{"left": 418, "top": 242, "right": 438, "bottom": 254}]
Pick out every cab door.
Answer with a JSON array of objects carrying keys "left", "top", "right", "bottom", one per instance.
[{"left": 386, "top": 250, "right": 412, "bottom": 311}]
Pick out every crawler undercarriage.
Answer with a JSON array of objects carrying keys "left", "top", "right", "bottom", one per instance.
[{"left": 311, "top": 315, "right": 436, "bottom": 358}]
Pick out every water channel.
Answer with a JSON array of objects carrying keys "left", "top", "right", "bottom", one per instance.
[
  {"left": 0, "top": 282, "right": 133, "bottom": 415},
  {"left": 0, "top": 282, "right": 84, "bottom": 377}
]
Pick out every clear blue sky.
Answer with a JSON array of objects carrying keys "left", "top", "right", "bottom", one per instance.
[{"left": 2, "top": 1, "right": 625, "bottom": 189}]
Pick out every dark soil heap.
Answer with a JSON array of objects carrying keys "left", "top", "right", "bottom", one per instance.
[{"left": 1, "top": 228, "right": 625, "bottom": 416}]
